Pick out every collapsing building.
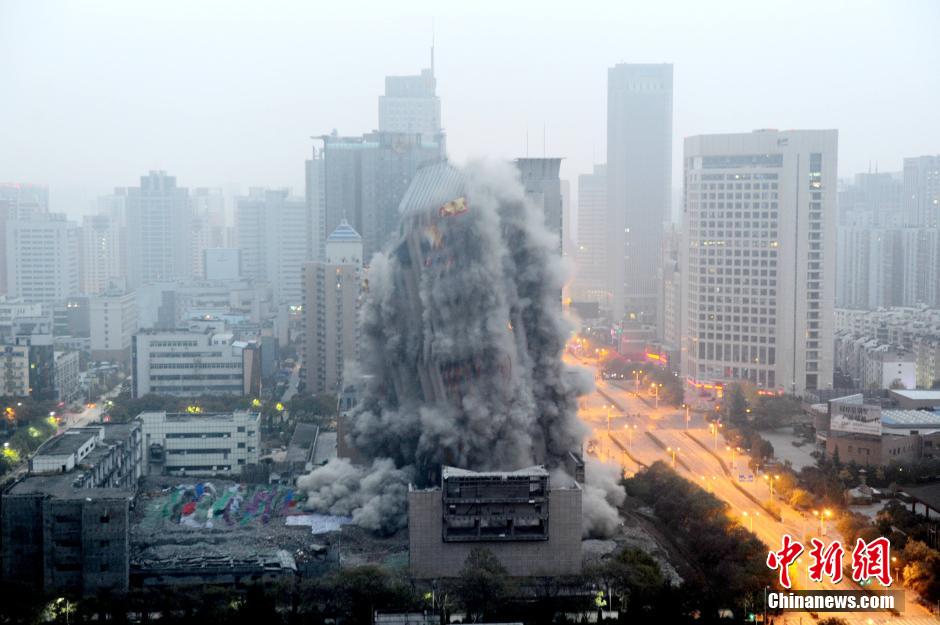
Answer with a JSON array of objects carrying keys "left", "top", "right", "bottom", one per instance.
[
  {"left": 409, "top": 466, "right": 582, "bottom": 577},
  {"left": 297, "top": 160, "right": 619, "bottom": 538}
]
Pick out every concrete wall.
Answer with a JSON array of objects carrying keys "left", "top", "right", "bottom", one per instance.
[{"left": 408, "top": 486, "right": 581, "bottom": 578}]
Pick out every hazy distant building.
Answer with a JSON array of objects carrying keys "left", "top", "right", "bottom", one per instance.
[
  {"left": 903, "top": 155, "right": 940, "bottom": 227},
  {"left": 81, "top": 213, "right": 122, "bottom": 295},
  {"left": 658, "top": 223, "right": 682, "bottom": 354},
  {"left": 0, "top": 183, "right": 49, "bottom": 297},
  {"left": 191, "top": 187, "right": 226, "bottom": 278},
  {"left": 573, "top": 164, "right": 609, "bottom": 308},
  {"left": 901, "top": 228, "right": 940, "bottom": 307},
  {"left": 322, "top": 130, "right": 444, "bottom": 259},
  {"left": 90, "top": 289, "right": 138, "bottom": 368},
  {"left": 54, "top": 350, "right": 80, "bottom": 403},
  {"left": 838, "top": 172, "right": 903, "bottom": 227},
  {"left": 0, "top": 343, "right": 30, "bottom": 397},
  {"left": 236, "top": 188, "right": 308, "bottom": 307},
  {"left": 607, "top": 63, "right": 673, "bottom": 323},
  {"left": 203, "top": 248, "right": 241, "bottom": 281},
  {"left": 515, "top": 158, "right": 563, "bottom": 251},
  {"left": 378, "top": 59, "right": 441, "bottom": 139},
  {"left": 836, "top": 227, "right": 904, "bottom": 309},
  {"left": 4, "top": 213, "right": 80, "bottom": 303},
  {"left": 305, "top": 146, "right": 327, "bottom": 260},
  {"left": 124, "top": 171, "right": 193, "bottom": 287},
  {"left": 302, "top": 221, "right": 362, "bottom": 394},
  {"left": 681, "top": 129, "right": 838, "bottom": 393}
]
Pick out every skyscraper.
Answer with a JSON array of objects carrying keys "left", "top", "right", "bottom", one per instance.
[
  {"left": 573, "top": 164, "right": 609, "bottom": 307},
  {"left": 302, "top": 221, "right": 362, "bottom": 394},
  {"left": 81, "top": 214, "right": 122, "bottom": 295},
  {"left": 515, "top": 158, "right": 563, "bottom": 250},
  {"left": 681, "top": 129, "right": 838, "bottom": 393},
  {"left": 305, "top": 145, "right": 326, "bottom": 261},
  {"left": 0, "top": 183, "right": 49, "bottom": 296},
  {"left": 903, "top": 155, "right": 940, "bottom": 227},
  {"left": 378, "top": 52, "right": 441, "bottom": 139},
  {"left": 607, "top": 63, "right": 673, "bottom": 323},
  {"left": 235, "top": 188, "right": 308, "bottom": 307},
  {"left": 124, "top": 171, "right": 193, "bottom": 287},
  {"left": 191, "top": 187, "right": 226, "bottom": 278}
]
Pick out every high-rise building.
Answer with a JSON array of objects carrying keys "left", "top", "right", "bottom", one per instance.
[
  {"left": 302, "top": 221, "right": 362, "bottom": 394},
  {"left": 235, "top": 188, "right": 308, "bottom": 307},
  {"left": 836, "top": 227, "right": 904, "bottom": 309},
  {"left": 607, "top": 63, "right": 673, "bottom": 323},
  {"left": 0, "top": 184, "right": 49, "bottom": 296},
  {"left": 658, "top": 223, "right": 682, "bottom": 354},
  {"left": 124, "top": 171, "right": 193, "bottom": 287},
  {"left": 838, "top": 172, "right": 903, "bottom": 227},
  {"left": 573, "top": 164, "right": 609, "bottom": 308},
  {"left": 681, "top": 129, "right": 838, "bottom": 393},
  {"left": 515, "top": 158, "right": 563, "bottom": 250},
  {"left": 378, "top": 54, "right": 441, "bottom": 139},
  {"left": 81, "top": 214, "right": 122, "bottom": 295},
  {"left": 191, "top": 187, "right": 226, "bottom": 278},
  {"left": 305, "top": 145, "right": 327, "bottom": 261},
  {"left": 322, "top": 130, "right": 444, "bottom": 259},
  {"left": 4, "top": 213, "right": 80, "bottom": 303},
  {"left": 903, "top": 155, "right": 940, "bottom": 227}
]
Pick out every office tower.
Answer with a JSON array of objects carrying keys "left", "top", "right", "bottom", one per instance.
[
  {"left": 903, "top": 155, "right": 940, "bottom": 227},
  {"left": 658, "top": 223, "right": 682, "bottom": 353},
  {"left": 305, "top": 145, "right": 327, "bottom": 260},
  {"left": 236, "top": 188, "right": 308, "bottom": 307},
  {"left": 191, "top": 187, "right": 226, "bottom": 278},
  {"left": 900, "top": 228, "right": 940, "bottom": 307},
  {"left": 560, "top": 179, "right": 574, "bottom": 259},
  {"left": 302, "top": 221, "right": 362, "bottom": 394},
  {"left": 573, "top": 164, "right": 609, "bottom": 307},
  {"left": 515, "top": 158, "right": 563, "bottom": 250},
  {"left": 322, "top": 130, "right": 444, "bottom": 259},
  {"left": 124, "top": 171, "right": 193, "bottom": 287},
  {"left": 838, "top": 172, "right": 903, "bottom": 226},
  {"left": 607, "top": 63, "right": 673, "bottom": 323},
  {"left": 81, "top": 214, "right": 122, "bottom": 295},
  {"left": 97, "top": 188, "right": 128, "bottom": 284},
  {"left": 836, "top": 227, "right": 904, "bottom": 309},
  {"left": 4, "top": 213, "right": 80, "bottom": 303},
  {"left": 681, "top": 129, "right": 838, "bottom": 393},
  {"left": 378, "top": 53, "right": 441, "bottom": 139}
]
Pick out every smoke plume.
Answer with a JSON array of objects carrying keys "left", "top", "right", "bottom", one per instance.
[{"left": 298, "top": 159, "right": 619, "bottom": 535}]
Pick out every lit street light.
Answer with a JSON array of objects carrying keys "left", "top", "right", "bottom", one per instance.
[
  {"left": 667, "top": 446, "right": 680, "bottom": 468},
  {"left": 763, "top": 473, "right": 780, "bottom": 498},
  {"left": 683, "top": 403, "right": 691, "bottom": 429},
  {"left": 812, "top": 508, "right": 832, "bottom": 535},
  {"left": 742, "top": 510, "right": 753, "bottom": 531},
  {"left": 624, "top": 423, "right": 637, "bottom": 450},
  {"left": 727, "top": 445, "right": 740, "bottom": 472},
  {"left": 631, "top": 369, "right": 640, "bottom": 393},
  {"left": 709, "top": 421, "right": 723, "bottom": 449}
]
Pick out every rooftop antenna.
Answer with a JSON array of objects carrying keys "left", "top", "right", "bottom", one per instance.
[{"left": 431, "top": 18, "right": 435, "bottom": 77}]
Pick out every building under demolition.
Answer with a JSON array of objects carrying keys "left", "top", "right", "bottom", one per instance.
[{"left": 408, "top": 466, "right": 582, "bottom": 578}]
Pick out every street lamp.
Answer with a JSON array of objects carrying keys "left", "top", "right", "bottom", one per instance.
[
  {"left": 667, "top": 446, "right": 680, "bottom": 468},
  {"left": 812, "top": 509, "right": 832, "bottom": 535},
  {"left": 709, "top": 422, "right": 723, "bottom": 449},
  {"left": 632, "top": 370, "right": 640, "bottom": 393},
  {"left": 892, "top": 556, "right": 899, "bottom": 584},
  {"left": 764, "top": 474, "right": 780, "bottom": 498},
  {"left": 606, "top": 404, "right": 613, "bottom": 435},
  {"left": 742, "top": 511, "right": 753, "bottom": 531},
  {"left": 727, "top": 446, "right": 740, "bottom": 472},
  {"left": 683, "top": 403, "right": 691, "bottom": 429},
  {"left": 624, "top": 424, "right": 636, "bottom": 450}
]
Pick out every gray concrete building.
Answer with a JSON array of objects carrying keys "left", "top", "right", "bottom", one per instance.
[
  {"left": 515, "top": 158, "right": 563, "bottom": 251},
  {"left": 1, "top": 423, "right": 142, "bottom": 595},
  {"left": 573, "top": 164, "right": 609, "bottom": 309},
  {"left": 903, "top": 155, "right": 940, "bottom": 227},
  {"left": 408, "top": 466, "right": 581, "bottom": 578}
]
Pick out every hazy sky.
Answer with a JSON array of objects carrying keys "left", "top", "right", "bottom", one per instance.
[{"left": 2, "top": 0, "right": 938, "bottom": 219}]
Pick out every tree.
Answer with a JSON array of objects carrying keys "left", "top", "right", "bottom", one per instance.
[
  {"left": 890, "top": 378, "right": 907, "bottom": 390},
  {"left": 788, "top": 488, "right": 814, "bottom": 510},
  {"left": 723, "top": 384, "right": 748, "bottom": 425},
  {"left": 452, "top": 547, "right": 512, "bottom": 622}
]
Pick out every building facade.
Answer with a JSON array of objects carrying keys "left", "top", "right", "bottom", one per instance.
[
  {"left": 124, "top": 171, "right": 193, "bottom": 288},
  {"left": 132, "top": 328, "right": 260, "bottom": 397},
  {"left": 137, "top": 410, "right": 260, "bottom": 476},
  {"left": 681, "top": 129, "right": 838, "bottom": 393},
  {"left": 4, "top": 213, "right": 80, "bottom": 303},
  {"left": 90, "top": 290, "right": 138, "bottom": 368},
  {"left": 81, "top": 213, "right": 123, "bottom": 295},
  {"left": 903, "top": 155, "right": 940, "bottom": 228},
  {"left": 573, "top": 164, "right": 609, "bottom": 308},
  {"left": 302, "top": 222, "right": 362, "bottom": 394},
  {"left": 607, "top": 63, "right": 673, "bottom": 323},
  {"left": 515, "top": 158, "right": 564, "bottom": 251}
]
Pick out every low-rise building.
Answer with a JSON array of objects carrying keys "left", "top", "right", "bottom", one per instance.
[
  {"left": 0, "top": 343, "right": 30, "bottom": 397},
  {"left": 90, "top": 289, "right": 138, "bottom": 369},
  {"left": 137, "top": 410, "right": 260, "bottom": 477},
  {"left": 1, "top": 423, "right": 142, "bottom": 595},
  {"left": 132, "top": 328, "right": 261, "bottom": 397},
  {"left": 408, "top": 466, "right": 582, "bottom": 578}
]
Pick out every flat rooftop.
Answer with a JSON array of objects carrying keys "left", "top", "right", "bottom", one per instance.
[
  {"left": 7, "top": 472, "right": 133, "bottom": 500},
  {"left": 442, "top": 465, "right": 549, "bottom": 479},
  {"left": 891, "top": 390, "right": 940, "bottom": 401},
  {"left": 882, "top": 410, "right": 940, "bottom": 428},
  {"left": 34, "top": 430, "right": 96, "bottom": 457}
]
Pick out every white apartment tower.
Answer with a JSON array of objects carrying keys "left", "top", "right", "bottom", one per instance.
[
  {"left": 124, "top": 171, "right": 193, "bottom": 287},
  {"left": 681, "top": 129, "right": 838, "bottom": 393},
  {"left": 903, "top": 155, "right": 940, "bottom": 227},
  {"left": 4, "top": 213, "right": 80, "bottom": 303},
  {"left": 607, "top": 63, "right": 673, "bottom": 323},
  {"left": 81, "top": 214, "right": 122, "bottom": 295}
]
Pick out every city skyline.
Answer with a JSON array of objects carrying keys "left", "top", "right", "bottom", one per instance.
[{"left": 2, "top": 1, "right": 939, "bottom": 219}]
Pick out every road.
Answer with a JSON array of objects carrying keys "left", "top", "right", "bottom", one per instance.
[{"left": 571, "top": 353, "right": 936, "bottom": 625}]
